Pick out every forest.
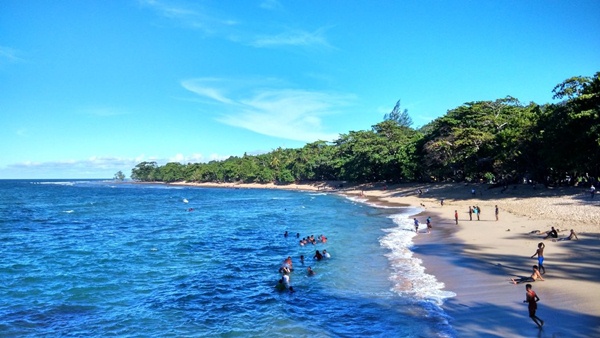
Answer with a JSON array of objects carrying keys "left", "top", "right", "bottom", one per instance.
[{"left": 130, "top": 72, "right": 599, "bottom": 187}]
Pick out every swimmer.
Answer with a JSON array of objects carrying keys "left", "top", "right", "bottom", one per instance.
[
  {"left": 307, "top": 266, "right": 315, "bottom": 276},
  {"left": 314, "top": 250, "right": 323, "bottom": 261},
  {"left": 275, "top": 279, "right": 286, "bottom": 291},
  {"left": 322, "top": 249, "right": 331, "bottom": 259}
]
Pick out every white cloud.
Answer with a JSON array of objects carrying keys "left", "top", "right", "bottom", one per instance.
[
  {"left": 181, "top": 77, "right": 352, "bottom": 143},
  {"left": 139, "top": 0, "right": 237, "bottom": 35},
  {"left": 140, "top": 1, "right": 332, "bottom": 50},
  {"left": 0, "top": 46, "right": 23, "bottom": 63},
  {"left": 251, "top": 28, "right": 331, "bottom": 48},
  {"left": 260, "top": 0, "right": 283, "bottom": 11}
]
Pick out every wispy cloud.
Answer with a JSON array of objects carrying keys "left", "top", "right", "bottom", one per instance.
[
  {"left": 250, "top": 28, "right": 332, "bottom": 48},
  {"left": 260, "top": 0, "right": 283, "bottom": 11},
  {"left": 0, "top": 46, "right": 23, "bottom": 63},
  {"left": 139, "top": 0, "right": 332, "bottom": 49},
  {"left": 139, "top": 0, "right": 238, "bottom": 34},
  {"left": 181, "top": 77, "right": 353, "bottom": 142}
]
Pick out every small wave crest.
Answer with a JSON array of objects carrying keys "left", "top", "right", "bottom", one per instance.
[{"left": 380, "top": 211, "right": 456, "bottom": 306}]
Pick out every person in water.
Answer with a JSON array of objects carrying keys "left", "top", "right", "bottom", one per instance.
[
  {"left": 314, "top": 250, "right": 323, "bottom": 261},
  {"left": 531, "top": 242, "right": 546, "bottom": 275},
  {"left": 307, "top": 266, "right": 315, "bottom": 276},
  {"left": 511, "top": 265, "right": 544, "bottom": 284},
  {"left": 275, "top": 278, "right": 286, "bottom": 291},
  {"left": 322, "top": 249, "right": 331, "bottom": 259}
]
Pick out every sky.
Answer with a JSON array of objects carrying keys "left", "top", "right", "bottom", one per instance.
[{"left": 1, "top": 1, "right": 599, "bottom": 179}]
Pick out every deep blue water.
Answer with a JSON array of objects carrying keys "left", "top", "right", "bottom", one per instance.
[{"left": 0, "top": 180, "right": 454, "bottom": 337}]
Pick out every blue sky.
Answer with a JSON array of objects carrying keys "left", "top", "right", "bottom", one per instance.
[{"left": 1, "top": 0, "right": 599, "bottom": 179}]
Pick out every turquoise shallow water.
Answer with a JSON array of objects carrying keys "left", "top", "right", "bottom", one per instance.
[{"left": 0, "top": 180, "right": 454, "bottom": 337}]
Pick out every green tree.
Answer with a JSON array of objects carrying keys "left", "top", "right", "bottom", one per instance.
[
  {"left": 384, "top": 99, "right": 413, "bottom": 127},
  {"left": 113, "top": 170, "right": 126, "bottom": 181},
  {"left": 131, "top": 161, "right": 159, "bottom": 181}
]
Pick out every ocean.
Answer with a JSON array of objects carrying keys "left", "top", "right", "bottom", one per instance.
[{"left": 0, "top": 180, "right": 455, "bottom": 337}]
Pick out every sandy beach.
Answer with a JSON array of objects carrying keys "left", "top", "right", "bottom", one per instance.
[{"left": 176, "top": 181, "right": 600, "bottom": 337}]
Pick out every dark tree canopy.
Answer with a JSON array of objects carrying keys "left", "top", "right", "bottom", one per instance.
[{"left": 131, "top": 72, "right": 600, "bottom": 187}]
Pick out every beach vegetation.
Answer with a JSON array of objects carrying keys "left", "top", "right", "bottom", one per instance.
[{"left": 131, "top": 71, "right": 600, "bottom": 187}]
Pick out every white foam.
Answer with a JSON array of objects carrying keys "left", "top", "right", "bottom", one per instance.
[
  {"left": 34, "top": 181, "right": 75, "bottom": 186},
  {"left": 380, "top": 212, "right": 456, "bottom": 306}
]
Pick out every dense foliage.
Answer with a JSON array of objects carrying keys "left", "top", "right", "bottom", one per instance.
[{"left": 131, "top": 72, "right": 600, "bottom": 186}]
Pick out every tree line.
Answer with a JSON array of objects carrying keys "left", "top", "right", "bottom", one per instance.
[{"left": 130, "top": 72, "right": 599, "bottom": 187}]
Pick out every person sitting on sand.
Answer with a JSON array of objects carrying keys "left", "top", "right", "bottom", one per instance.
[
  {"left": 511, "top": 265, "right": 544, "bottom": 284},
  {"left": 559, "top": 229, "right": 579, "bottom": 241},
  {"left": 543, "top": 226, "right": 558, "bottom": 239}
]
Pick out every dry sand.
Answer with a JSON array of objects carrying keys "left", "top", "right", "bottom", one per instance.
[{"left": 175, "top": 181, "right": 600, "bottom": 337}]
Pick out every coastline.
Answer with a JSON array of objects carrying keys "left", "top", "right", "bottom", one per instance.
[{"left": 172, "top": 181, "right": 600, "bottom": 337}]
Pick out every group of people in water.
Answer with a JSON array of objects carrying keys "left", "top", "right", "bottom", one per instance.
[{"left": 276, "top": 231, "right": 331, "bottom": 293}]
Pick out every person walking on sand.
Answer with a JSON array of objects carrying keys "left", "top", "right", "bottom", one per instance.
[
  {"left": 524, "top": 284, "right": 544, "bottom": 329},
  {"left": 531, "top": 242, "right": 546, "bottom": 274},
  {"left": 413, "top": 218, "right": 419, "bottom": 233},
  {"left": 426, "top": 216, "right": 432, "bottom": 234},
  {"left": 495, "top": 205, "right": 499, "bottom": 221},
  {"left": 454, "top": 210, "right": 458, "bottom": 225}
]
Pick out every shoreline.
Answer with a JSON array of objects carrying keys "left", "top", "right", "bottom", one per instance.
[{"left": 171, "top": 181, "right": 600, "bottom": 337}]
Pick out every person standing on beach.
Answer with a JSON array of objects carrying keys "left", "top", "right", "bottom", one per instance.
[
  {"left": 524, "top": 284, "right": 544, "bottom": 329},
  {"left": 475, "top": 206, "right": 481, "bottom": 221},
  {"left": 495, "top": 205, "right": 499, "bottom": 221},
  {"left": 426, "top": 216, "right": 432, "bottom": 234},
  {"left": 531, "top": 243, "right": 546, "bottom": 274},
  {"left": 591, "top": 185, "right": 596, "bottom": 199},
  {"left": 469, "top": 206, "right": 473, "bottom": 221},
  {"left": 454, "top": 210, "right": 458, "bottom": 225},
  {"left": 414, "top": 218, "right": 420, "bottom": 233}
]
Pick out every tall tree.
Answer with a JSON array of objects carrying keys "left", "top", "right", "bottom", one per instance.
[{"left": 384, "top": 100, "right": 413, "bottom": 127}]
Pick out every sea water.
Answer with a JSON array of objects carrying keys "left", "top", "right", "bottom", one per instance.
[{"left": 0, "top": 180, "right": 455, "bottom": 337}]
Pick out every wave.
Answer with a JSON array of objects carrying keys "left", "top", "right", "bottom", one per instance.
[{"left": 381, "top": 212, "right": 456, "bottom": 305}]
